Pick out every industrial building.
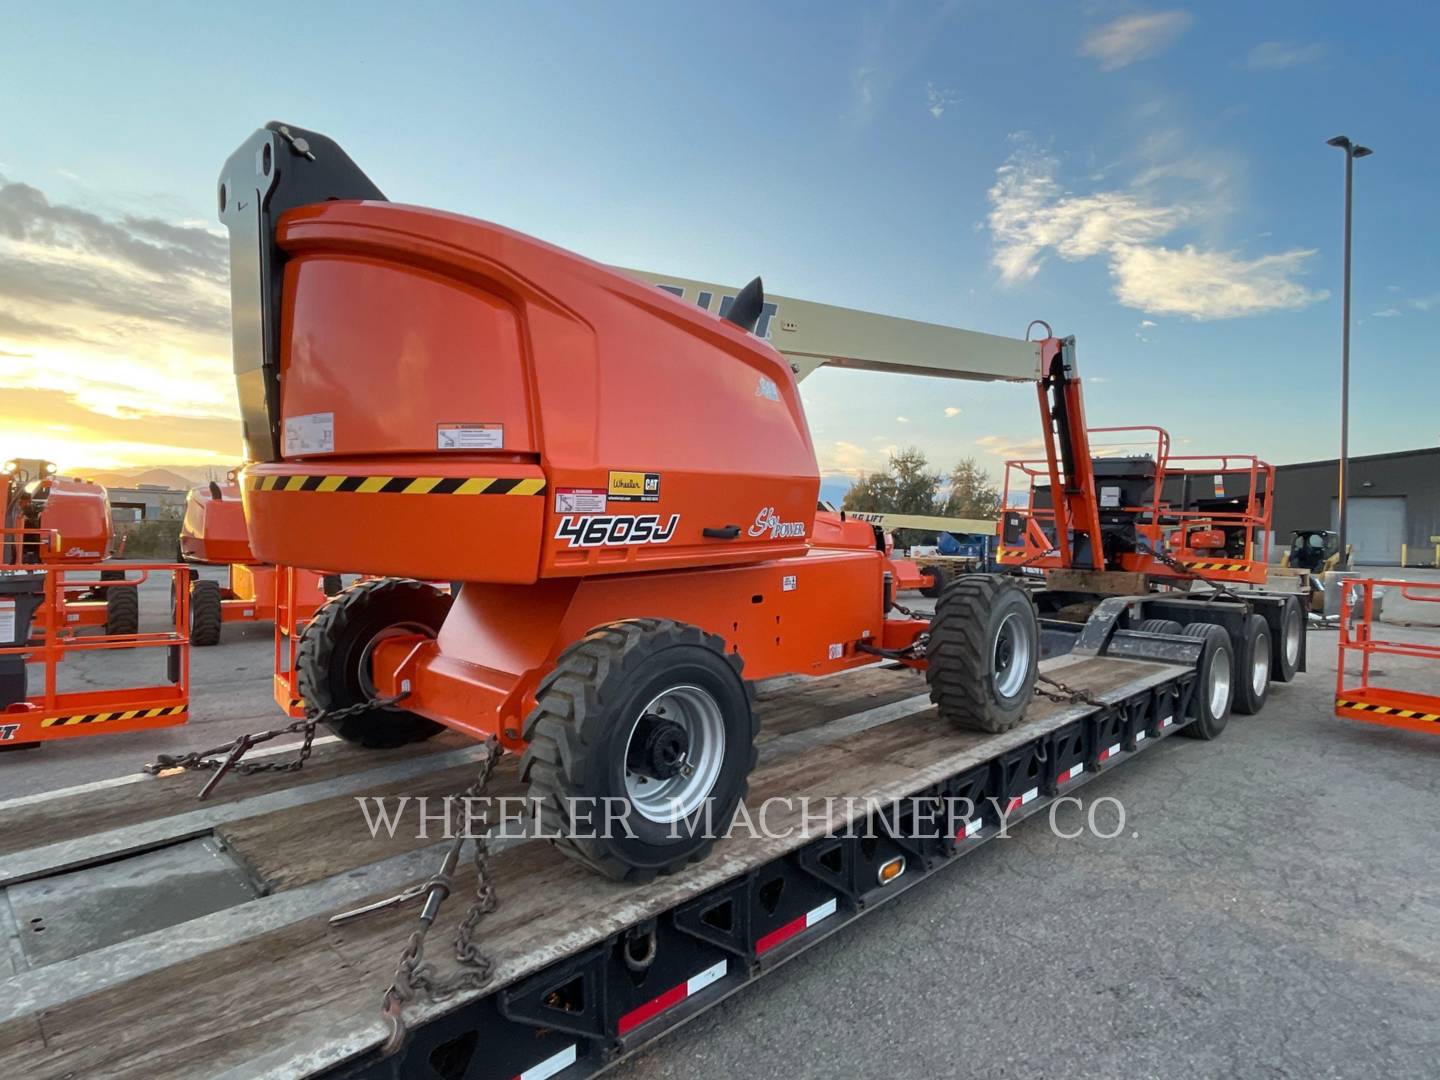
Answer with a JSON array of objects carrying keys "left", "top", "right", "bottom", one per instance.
[{"left": 1273, "top": 446, "right": 1440, "bottom": 565}]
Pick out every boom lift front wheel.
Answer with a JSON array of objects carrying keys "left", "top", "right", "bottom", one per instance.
[
  {"left": 925, "top": 575, "right": 1039, "bottom": 733},
  {"left": 520, "top": 619, "right": 757, "bottom": 883},
  {"left": 296, "top": 578, "right": 452, "bottom": 748}
]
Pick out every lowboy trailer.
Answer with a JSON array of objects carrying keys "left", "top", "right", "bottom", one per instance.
[{"left": 0, "top": 588, "right": 1301, "bottom": 1078}]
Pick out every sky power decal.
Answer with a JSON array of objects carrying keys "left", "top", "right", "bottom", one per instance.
[
  {"left": 749, "top": 506, "right": 806, "bottom": 539},
  {"left": 555, "top": 514, "right": 680, "bottom": 547}
]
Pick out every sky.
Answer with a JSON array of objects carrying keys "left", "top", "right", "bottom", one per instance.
[{"left": 2, "top": 1, "right": 1436, "bottom": 490}]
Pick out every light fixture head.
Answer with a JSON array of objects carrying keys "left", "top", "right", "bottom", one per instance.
[
  {"left": 1327, "top": 135, "right": 1351, "bottom": 148},
  {"left": 1353, "top": 145, "right": 1374, "bottom": 158}
]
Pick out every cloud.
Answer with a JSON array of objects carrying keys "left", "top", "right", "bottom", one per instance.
[
  {"left": 1243, "top": 41, "right": 1327, "bottom": 70},
  {"left": 896, "top": 415, "right": 911, "bottom": 423},
  {"left": 986, "top": 139, "right": 1327, "bottom": 319},
  {"left": 926, "top": 83, "right": 958, "bottom": 120},
  {"left": 1082, "top": 11, "right": 1193, "bottom": 71},
  {"left": 1372, "top": 308, "right": 1401, "bottom": 318},
  {"left": 1109, "top": 244, "right": 1324, "bottom": 319},
  {"left": 1140, "top": 319, "right": 1157, "bottom": 327},
  {"left": 944, "top": 406, "right": 961, "bottom": 416},
  {"left": 975, "top": 433, "right": 1045, "bottom": 460},
  {"left": 987, "top": 140, "right": 1185, "bottom": 284},
  {"left": 0, "top": 173, "right": 238, "bottom": 466}
]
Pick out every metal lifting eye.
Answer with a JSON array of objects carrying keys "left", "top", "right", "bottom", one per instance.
[{"left": 1025, "top": 319, "right": 1053, "bottom": 341}]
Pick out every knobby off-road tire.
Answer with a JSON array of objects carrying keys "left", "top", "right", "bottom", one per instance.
[
  {"left": 919, "top": 564, "right": 949, "bottom": 599},
  {"left": 104, "top": 584, "right": 139, "bottom": 637},
  {"left": 1179, "top": 622, "right": 1234, "bottom": 740},
  {"left": 188, "top": 578, "right": 223, "bottom": 647},
  {"left": 520, "top": 619, "right": 757, "bottom": 883},
  {"left": 926, "top": 574, "right": 1039, "bottom": 733},
  {"left": 296, "top": 578, "right": 451, "bottom": 748}
]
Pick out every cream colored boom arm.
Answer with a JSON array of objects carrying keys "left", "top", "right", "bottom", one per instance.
[
  {"left": 622, "top": 269, "right": 1043, "bottom": 384},
  {"left": 846, "top": 511, "right": 998, "bottom": 537}
]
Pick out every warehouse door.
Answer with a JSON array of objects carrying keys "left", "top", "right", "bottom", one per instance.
[{"left": 1331, "top": 496, "right": 1406, "bottom": 565}]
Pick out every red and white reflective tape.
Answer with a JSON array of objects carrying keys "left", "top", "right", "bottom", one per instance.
[
  {"left": 1005, "top": 787, "right": 1040, "bottom": 814},
  {"left": 513, "top": 1043, "right": 577, "bottom": 1080},
  {"left": 1159, "top": 713, "right": 1175, "bottom": 730},
  {"left": 1056, "top": 762, "right": 1085, "bottom": 784},
  {"left": 618, "top": 959, "right": 728, "bottom": 1035},
  {"left": 1097, "top": 741, "right": 1122, "bottom": 763},
  {"left": 1134, "top": 730, "right": 1148, "bottom": 744},
  {"left": 755, "top": 897, "right": 838, "bottom": 956},
  {"left": 954, "top": 816, "right": 984, "bottom": 841}
]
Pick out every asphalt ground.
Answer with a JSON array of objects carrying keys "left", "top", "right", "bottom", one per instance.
[{"left": 3, "top": 567, "right": 1438, "bottom": 1078}]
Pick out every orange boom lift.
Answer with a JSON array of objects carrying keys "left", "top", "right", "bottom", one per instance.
[
  {"left": 176, "top": 474, "right": 340, "bottom": 645},
  {"left": 2, "top": 458, "right": 140, "bottom": 637},
  {"left": 217, "top": 124, "right": 1270, "bottom": 880}
]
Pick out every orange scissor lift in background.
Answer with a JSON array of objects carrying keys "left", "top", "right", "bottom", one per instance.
[
  {"left": 0, "top": 526, "right": 190, "bottom": 747},
  {"left": 1336, "top": 578, "right": 1440, "bottom": 735}
]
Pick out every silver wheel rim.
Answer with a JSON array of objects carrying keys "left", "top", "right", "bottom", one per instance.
[
  {"left": 1251, "top": 641, "right": 1270, "bottom": 697},
  {"left": 358, "top": 622, "right": 433, "bottom": 708},
  {"left": 1284, "top": 609, "right": 1301, "bottom": 667},
  {"left": 624, "top": 684, "right": 726, "bottom": 823},
  {"left": 992, "top": 611, "right": 1033, "bottom": 700},
  {"left": 1208, "top": 651, "right": 1233, "bottom": 716}
]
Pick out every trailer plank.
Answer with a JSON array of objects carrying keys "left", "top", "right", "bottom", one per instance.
[
  {"left": 0, "top": 732, "right": 475, "bottom": 856},
  {"left": 219, "top": 665, "right": 929, "bottom": 892},
  {"left": 0, "top": 656, "right": 1182, "bottom": 1080}
]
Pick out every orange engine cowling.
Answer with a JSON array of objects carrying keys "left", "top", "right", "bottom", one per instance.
[
  {"left": 33, "top": 477, "right": 113, "bottom": 563},
  {"left": 180, "top": 482, "right": 257, "bottom": 565},
  {"left": 223, "top": 125, "right": 820, "bottom": 585}
]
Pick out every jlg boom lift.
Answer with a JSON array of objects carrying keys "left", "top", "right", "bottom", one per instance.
[
  {"left": 218, "top": 123, "right": 1300, "bottom": 884},
  {"left": 2, "top": 458, "right": 140, "bottom": 637},
  {"left": 176, "top": 474, "right": 340, "bottom": 645}
]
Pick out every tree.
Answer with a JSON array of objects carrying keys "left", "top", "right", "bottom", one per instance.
[
  {"left": 942, "top": 457, "right": 1002, "bottom": 521},
  {"left": 841, "top": 447, "right": 942, "bottom": 516}
]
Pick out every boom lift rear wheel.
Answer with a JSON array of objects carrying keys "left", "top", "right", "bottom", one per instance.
[
  {"left": 296, "top": 578, "right": 451, "bottom": 748},
  {"left": 1179, "top": 623, "right": 1233, "bottom": 740},
  {"left": 104, "top": 583, "right": 139, "bottom": 637},
  {"left": 188, "top": 579, "right": 223, "bottom": 647},
  {"left": 919, "top": 564, "right": 949, "bottom": 599},
  {"left": 520, "top": 619, "right": 756, "bottom": 883},
  {"left": 925, "top": 574, "right": 1039, "bottom": 733}
]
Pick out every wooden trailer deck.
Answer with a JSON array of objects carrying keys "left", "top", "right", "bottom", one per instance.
[{"left": 0, "top": 653, "right": 1187, "bottom": 1079}]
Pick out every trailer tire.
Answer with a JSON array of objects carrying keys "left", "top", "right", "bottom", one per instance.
[
  {"left": 521, "top": 619, "right": 756, "bottom": 883},
  {"left": 919, "top": 565, "right": 948, "bottom": 599},
  {"left": 296, "top": 578, "right": 451, "bottom": 748},
  {"left": 1179, "top": 623, "right": 1233, "bottom": 740},
  {"left": 104, "top": 584, "right": 139, "bottom": 637},
  {"left": 1271, "top": 595, "right": 1302, "bottom": 683},
  {"left": 1135, "top": 618, "right": 1184, "bottom": 636},
  {"left": 1231, "top": 613, "right": 1271, "bottom": 716},
  {"left": 189, "top": 579, "right": 224, "bottom": 647},
  {"left": 926, "top": 574, "right": 1038, "bottom": 733}
]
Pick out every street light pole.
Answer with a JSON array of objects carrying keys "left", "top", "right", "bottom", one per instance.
[{"left": 1326, "top": 135, "right": 1372, "bottom": 568}]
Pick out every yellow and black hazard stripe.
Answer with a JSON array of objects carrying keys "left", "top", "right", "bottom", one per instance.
[
  {"left": 246, "top": 474, "right": 545, "bottom": 496},
  {"left": 1336, "top": 698, "right": 1440, "bottom": 724},
  {"left": 1183, "top": 561, "right": 1251, "bottom": 573},
  {"left": 42, "top": 704, "right": 188, "bottom": 728}
]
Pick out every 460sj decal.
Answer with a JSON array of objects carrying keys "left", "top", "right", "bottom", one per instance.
[{"left": 555, "top": 514, "right": 680, "bottom": 548}]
